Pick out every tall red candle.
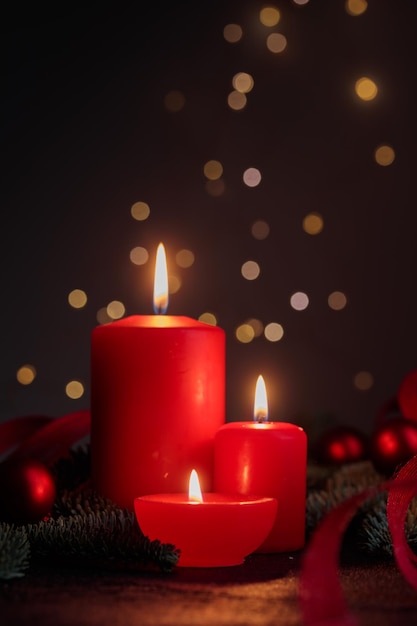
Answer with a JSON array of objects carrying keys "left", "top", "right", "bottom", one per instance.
[
  {"left": 214, "top": 375, "right": 307, "bottom": 553},
  {"left": 91, "top": 244, "right": 225, "bottom": 510}
]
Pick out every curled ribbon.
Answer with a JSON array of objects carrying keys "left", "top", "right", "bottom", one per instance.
[
  {"left": 0, "top": 410, "right": 91, "bottom": 466},
  {"left": 298, "top": 455, "right": 417, "bottom": 625}
]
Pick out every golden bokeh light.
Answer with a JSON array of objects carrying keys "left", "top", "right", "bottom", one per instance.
[
  {"left": 345, "top": 0, "right": 368, "bottom": 16},
  {"left": 251, "top": 220, "right": 270, "bottom": 240},
  {"left": 227, "top": 91, "right": 247, "bottom": 111},
  {"left": 130, "top": 246, "right": 149, "bottom": 265},
  {"left": 241, "top": 260, "right": 261, "bottom": 280},
  {"left": 169, "top": 273, "right": 181, "bottom": 294},
  {"left": 374, "top": 144, "right": 395, "bottom": 166},
  {"left": 107, "top": 300, "right": 125, "bottom": 320},
  {"left": 236, "top": 323, "right": 255, "bottom": 343},
  {"left": 66, "top": 380, "right": 84, "bottom": 399},
  {"left": 68, "top": 289, "right": 87, "bottom": 309},
  {"left": 355, "top": 77, "right": 378, "bottom": 101},
  {"left": 264, "top": 322, "right": 284, "bottom": 342},
  {"left": 175, "top": 249, "right": 195, "bottom": 268},
  {"left": 259, "top": 7, "right": 280, "bottom": 27},
  {"left": 164, "top": 90, "right": 186, "bottom": 112},
  {"left": 290, "top": 292, "right": 309, "bottom": 311},
  {"left": 328, "top": 291, "right": 347, "bottom": 310},
  {"left": 232, "top": 72, "right": 254, "bottom": 94},
  {"left": 266, "top": 33, "right": 287, "bottom": 53},
  {"left": 204, "top": 159, "right": 223, "bottom": 180},
  {"left": 353, "top": 371, "right": 374, "bottom": 391},
  {"left": 223, "top": 23, "right": 243, "bottom": 43},
  {"left": 302, "top": 212, "right": 324, "bottom": 234},
  {"left": 16, "top": 364, "right": 36, "bottom": 385},
  {"left": 205, "top": 179, "right": 225, "bottom": 196},
  {"left": 198, "top": 312, "right": 218, "bottom": 326},
  {"left": 97, "top": 307, "right": 112, "bottom": 325},
  {"left": 243, "top": 167, "right": 262, "bottom": 187},
  {"left": 246, "top": 318, "right": 264, "bottom": 337},
  {"left": 131, "top": 201, "right": 150, "bottom": 221}
]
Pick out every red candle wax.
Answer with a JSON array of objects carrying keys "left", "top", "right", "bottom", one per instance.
[
  {"left": 134, "top": 470, "right": 277, "bottom": 567},
  {"left": 90, "top": 245, "right": 225, "bottom": 510},
  {"left": 214, "top": 376, "right": 307, "bottom": 553},
  {"left": 91, "top": 316, "right": 225, "bottom": 509}
]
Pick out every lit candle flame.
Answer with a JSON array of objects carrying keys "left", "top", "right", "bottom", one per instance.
[
  {"left": 188, "top": 469, "right": 203, "bottom": 502},
  {"left": 254, "top": 375, "right": 269, "bottom": 423},
  {"left": 153, "top": 243, "right": 169, "bottom": 314}
]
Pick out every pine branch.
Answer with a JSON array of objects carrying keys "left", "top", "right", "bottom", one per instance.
[
  {"left": 27, "top": 509, "right": 180, "bottom": 573},
  {"left": 0, "top": 523, "right": 31, "bottom": 580}
]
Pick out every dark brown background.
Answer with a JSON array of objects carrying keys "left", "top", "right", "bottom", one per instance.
[{"left": 1, "top": 0, "right": 417, "bottom": 443}]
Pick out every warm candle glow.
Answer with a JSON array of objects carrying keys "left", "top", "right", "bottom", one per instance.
[
  {"left": 254, "top": 375, "right": 269, "bottom": 423},
  {"left": 153, "top": 243, "right": 169, "bottom": 314},
  {"left": 188, "top": 469, "right": 204, "bottom": 502}
]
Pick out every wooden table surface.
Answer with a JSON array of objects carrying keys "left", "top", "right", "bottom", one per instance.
[{"left": 1, "top": 552, "right": 417, "bottom": 626}]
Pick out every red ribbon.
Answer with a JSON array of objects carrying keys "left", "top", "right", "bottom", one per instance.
[
  {"left": 299, "top": 455, "right": 417, "bottom": 625},
  {"left": 0, "top": 410, "right": 91, "bottom": 466}
]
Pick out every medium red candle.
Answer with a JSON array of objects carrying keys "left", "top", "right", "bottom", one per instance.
[
  {"left": 91, "top": 244, "right": 225, "bottom": 510},
  {"left": 214, "top": 375, "right": 307, "bottom": 553},
  {"left": 135, "top": 470, "right": 277, "bottom": 567}
]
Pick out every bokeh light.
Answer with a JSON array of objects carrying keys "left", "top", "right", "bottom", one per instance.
[
  {"left": 355, "top": 77, "right": 378, "bottom": 101},
  {"left": 292, "top": 0, "right": 309, "bottom": 4},
  {"left": 374, "top": 144, "right": 395, "bottom": 166},
  {"left": 264, "top": 323, "right": 284, "bottom": 342},
  {"left": 232, "top": 72, "right": 254, "bottom": 94},
  {"left": 353, "top": 371, "right": 374, "bottom": 391},
  {"left": 175, "top": 249, "right": 195, "bottom": 268},
  {"left": 66, "top": 380, "right": 84, "bottom": 399},
  {"left": 302, "top": 212, "right": 324, "bottom": 234},
  {"left": 259, "top": 7, "right": 280, "bottom": 27},
  {"left": 97, "top": 307, "right": 112, "bottom": 325},
  {"left": 130, "top": 246, "right": 149, "bottom": 265},
  {"left": 68, "top": 289, "right": 87, "bottom": 309},
  {"left": 245, "top": 318, "right": 264, "bottom": 337},
  {"left": 164, "top": 90, "right": 185, "bottom": 112},
  {"left": 204, "top": 160, "right": 223, "bottom": 180},
  {"left": 243, "top": 168, "right": 262, "bottom": 187},
  {"left": 227, "top": 91, "right": 247, "bottom": 111},
  {"left": 107, "top": 300, "right": 126, "bottom": 320},
  {"left": 236, "top": 323, "right": 255, "bottom": 343},
  {"left": 223, "top": 23, "right": 243, "bottom": 43},
  {"left": 205, "top": 179, "right": 226, "bottom": 196},
  {"left": 266, "top": 33, "right": 287, "bottom": 53},
  {"left": 16, "top": 364, "right": 36, "bottom": 385},
  {"left": 328, "top": 291, "right": 348, "bottom": 310},
  {"left": 169, "top": 273, "right": 181, "bottom": 294},
  {"left": 290, "top": 292, "right": 309, "bottom": 311},
  {"left": 131, "top": 201, "right": 150, "bottom": 221},
  {"left": 251, "top": 220, "right": 270, "bottom": 240},
  {"left": 198, "top": 312, "right": 218, "bottom": 325},
  {"left": 345, "top": 0, "right": 368, "bottom": 16},
  {"left": 241, "top": 260, "right": 260, "bottom": 280}
]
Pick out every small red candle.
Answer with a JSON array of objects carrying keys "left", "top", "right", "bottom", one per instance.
[
  {"left": 134, "top": 469, "right": 277, "bottom": 567},
  {"left": 91, "top": 244, "right": 225, "bottom": 509},
  {"left": 214, "top": 375, "right": 307, "bottom": 553}
]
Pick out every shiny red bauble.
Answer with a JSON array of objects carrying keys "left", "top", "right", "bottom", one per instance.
[
  {"left": 0, "top": 457, "right": 56, "bottom": 525},
  {"left": 397, "top": 369, "right": 417, "bottom": 422},
  {"left": 314, "top": 425, "right": 369, "bottom": 465},
  {"left": 369, "top": 416, "right": 417, "bottom": 476}
]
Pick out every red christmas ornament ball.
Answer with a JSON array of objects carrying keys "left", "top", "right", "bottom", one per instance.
[
  {"left": 397, "top": 369, "right": 417, "bottom": 422},
  {"left": 314, "top": 425, "right": 369, "bottom": 465},
  {"left": 370, "top": 416, "right": 417, "bottom": 476},
  {"left": 0, "top": 458, "right": 56, "bottom": 525}
]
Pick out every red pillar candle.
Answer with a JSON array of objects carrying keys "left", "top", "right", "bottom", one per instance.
[
  {"left": 214, "top": 375, "right": 307, "bottom": 553},
  {"left": 91, "top": 244, "right": 225, "bottom": 510}
]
